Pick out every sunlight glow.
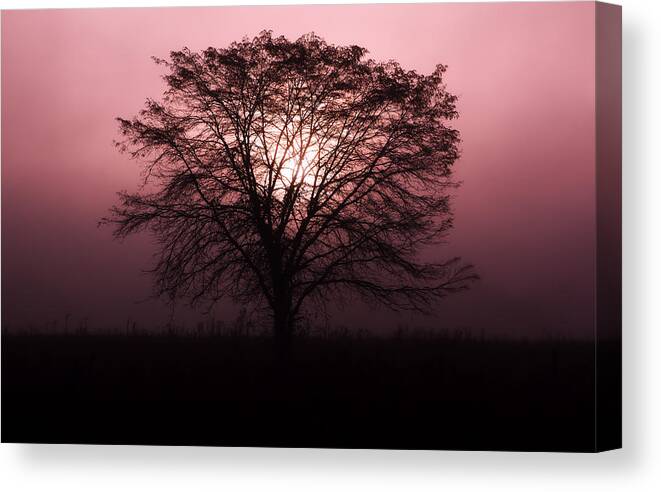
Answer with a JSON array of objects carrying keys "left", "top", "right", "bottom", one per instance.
[
  {"left": 279, "top": 145, "right": 319, "bottom": 191},
  {"left": 253, "top": 124, "right": 325, "bottom": 201}
]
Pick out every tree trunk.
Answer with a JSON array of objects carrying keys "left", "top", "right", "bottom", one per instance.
[{"left": 272, "top": 298, "right": 294, "bottom": 363}]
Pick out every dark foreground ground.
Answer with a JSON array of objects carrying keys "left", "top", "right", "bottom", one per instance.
[{"left": 1, "top": 332, "right": 620, "bottom": 451}]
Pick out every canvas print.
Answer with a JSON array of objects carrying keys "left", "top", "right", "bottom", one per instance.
[{"left": 1, "top": 2, "right": 621, "bottom": 451}]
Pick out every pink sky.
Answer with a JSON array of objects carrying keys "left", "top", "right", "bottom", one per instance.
[{"left": 2, "top": 3, "right": 597, "bottom": 337}]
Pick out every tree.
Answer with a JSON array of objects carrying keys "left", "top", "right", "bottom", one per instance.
[{"left": 105, "top": 32, "right": 477, "bottom": 356}]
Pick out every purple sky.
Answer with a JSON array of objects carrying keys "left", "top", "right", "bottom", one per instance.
[{"left": 2, "top": 3, "right": 598, "bottom": 337}]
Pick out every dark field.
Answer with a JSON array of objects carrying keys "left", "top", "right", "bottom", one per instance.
[{"left": 1, "top": 332, "right": 620, "bottom": 451}]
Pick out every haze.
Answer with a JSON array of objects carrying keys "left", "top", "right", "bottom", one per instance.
[{"left": 2, "top": 3, "right": 597, "bottom": 338}]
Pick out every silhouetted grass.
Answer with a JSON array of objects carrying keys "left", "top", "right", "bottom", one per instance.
[{"left": 1, "top": 330, "right": 619, "bottom": 451}]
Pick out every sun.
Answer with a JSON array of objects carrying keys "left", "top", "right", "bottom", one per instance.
[
  {"left": 250, "top": 119, "right": 328, "bottom": 203},
  {"left": 279, "top": 145, "right": 319, "bottom": 191}
]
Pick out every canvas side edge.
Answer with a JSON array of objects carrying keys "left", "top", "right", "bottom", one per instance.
[{"left": 595, "top": 0, "right": 622, "bottom": 453}]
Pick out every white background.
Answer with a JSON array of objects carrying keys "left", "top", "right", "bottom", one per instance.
[{"left": 0, "top": 0, "right": 658, "bottom": 491}]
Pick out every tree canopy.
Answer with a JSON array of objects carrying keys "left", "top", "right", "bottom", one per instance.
[{"left": 106, "top": 31, "right": 477, "bottom": 349}]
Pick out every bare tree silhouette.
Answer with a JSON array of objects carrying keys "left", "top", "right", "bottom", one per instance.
[{"left": 104, "top": 32, "right": 477, "bottom": 356}]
